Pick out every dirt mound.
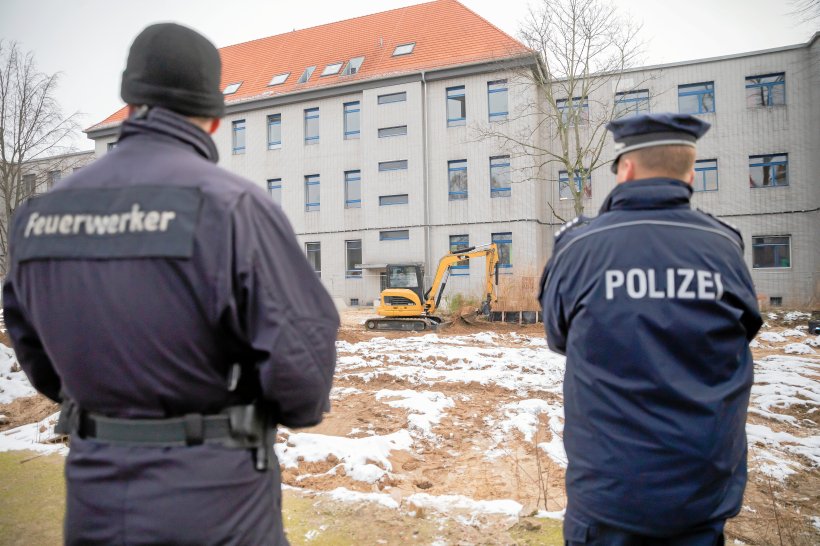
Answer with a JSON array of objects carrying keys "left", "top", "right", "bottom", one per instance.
[{"left": 0, "top": 394, "right": 59, "bottom": 432}]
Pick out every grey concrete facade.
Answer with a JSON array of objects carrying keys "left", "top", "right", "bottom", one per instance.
[{"left": 89, "top": 36, "right": 819, "bottom": 309}]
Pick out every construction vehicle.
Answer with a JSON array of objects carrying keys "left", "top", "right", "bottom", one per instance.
[{"left": 365, "top": 243, "right": 500, "bottom": 331}]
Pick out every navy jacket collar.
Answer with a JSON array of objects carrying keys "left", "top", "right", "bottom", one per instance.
[
  {"left": 599, "top": 178, "right": 692, "bottom": 214},
  {"left": 117, "top": 107, "right": 219, "bottom": 163}
]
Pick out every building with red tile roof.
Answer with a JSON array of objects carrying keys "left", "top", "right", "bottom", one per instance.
[{"left": 87, "top": 0, "right": 530, "bottom": 133}]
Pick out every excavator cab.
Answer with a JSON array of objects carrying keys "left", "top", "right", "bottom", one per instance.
[{"left": 384, "top": 264, "right": 425, "bottom": 304}]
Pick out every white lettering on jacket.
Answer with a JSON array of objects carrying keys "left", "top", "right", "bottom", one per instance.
[
  {"left": 604, "top": 268, "right": 724, "bottom": 301},
  {"left": 24, "top": 205, "right": 177, "bottom": 238}
]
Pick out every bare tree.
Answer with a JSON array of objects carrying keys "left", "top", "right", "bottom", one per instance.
[
  {"left": 0, "top": 40, "right": 80, "bottom": 275},
  {"left": 478, "top": 0, "right": 645, "bottom": 221},
  {"left": 789, "top": 0, "right": 820, "bottom": 23}
]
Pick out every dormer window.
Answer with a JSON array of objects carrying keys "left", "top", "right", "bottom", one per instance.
[
  {"left": 321, "top": 62, "right": 343, "bottom": 76},
  {"left": 298, "top": 66, "right": 316, "bottom": 84},
  {"left": 268, "top": 73, "right": 289, "bottom": 86},
  {"left": 223, "top": 82, "right": 242, "bottom": 95},
  {"left": 392, "top": 43, "right": 415, "bottom": 56},
  {"left": 342, "top": 57, "right": 365, "bottom": 76}
]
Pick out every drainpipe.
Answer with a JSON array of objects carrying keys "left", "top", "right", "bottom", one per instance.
[{"left": 421, "top": 71, "right": 431, "bottom": 285}]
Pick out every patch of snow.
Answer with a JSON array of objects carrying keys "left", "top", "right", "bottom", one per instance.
[
  {"left": 767, "top": 312, "right": 779, "bottom": 320},
  {"left": 336, "top": 333, "right": 566, "bottom": 395},
  {"left": 812, "top": 516, "right": 820, "bottom": 531},
  {"left": 0, "top": 344, "right": 36, "bottom": 404},
  {"left": 750, "top": 355, "right": 820, "bottom": 424},
  {"left": 749, "top": 339, "right": 761, "bottom": 348},
  {"left": 330, "top": 386, "right": 362, "bottom": 400},
  {"left": 375, "top": 390, "right": 454, "bottom": 439},
  {"left": 535, "top": 508, "right": 566, "bottom": 520},
  {"left": 327, "top": 487, "right": 400, "bottom": 509},
  {"left": 781, "top": 329, "right": 806, "bottom": 338},
  {"left": 784, "top": 343, "right": 816, "bottom": 355},
  {"left": 406, "top": 492, "right": 522, "bottom": 518},
  {"left": 747, "top": 422, "right": 820, "bottom": 480},
  {"left": 484, "top": 399, "right": 566, "bottom": 467},
  {"left": 784, "top": 311, "right": 810, "bottom": 322},
  {"left": 275, "top": 429, "right": 413, "bottom": 484},
  {"left": 806, "top": 336, "right": 820, "bottom": 348},
  {"left": 758, "top": 332, "right": 786, "bottom": 343},
  {"left": 0, "top": 411, "right": 66, "bottom": 455}
]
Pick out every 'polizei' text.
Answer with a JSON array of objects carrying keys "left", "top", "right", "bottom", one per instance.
[{"left": 604, "top": 268, "right": 724, "bottom": 301}]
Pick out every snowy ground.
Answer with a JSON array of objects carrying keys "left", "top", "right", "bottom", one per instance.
[{"left": 1, "top": 310, "right": 819, "bottom": 543}]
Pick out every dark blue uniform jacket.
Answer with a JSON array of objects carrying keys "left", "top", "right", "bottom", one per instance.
[
  {"left": 3, "top": 107, "right": 340, "bottom": 545},
  {"left": 540, "top": 178, "right": 761, "bottom": 536}
]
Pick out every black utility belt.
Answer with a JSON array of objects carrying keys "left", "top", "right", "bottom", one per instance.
[
  {"left": 76, "top": 412, "right": 246, "bottom": 447},
  {"left": 57, "top": 403, "right": 262, "bottom": 447}
]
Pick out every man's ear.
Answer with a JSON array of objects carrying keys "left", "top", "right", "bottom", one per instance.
[
  {"left": 208, "top": 119, "right": 221, "bottom": 135},
  {"left": 685, "top": 169, "right": 695, "bottom": 185}
]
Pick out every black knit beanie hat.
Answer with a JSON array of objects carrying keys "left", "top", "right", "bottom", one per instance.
[{"left": 121, "top": 23, "right": 225, "bottom": 118}]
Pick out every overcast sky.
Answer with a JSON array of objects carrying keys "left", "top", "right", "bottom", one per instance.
[{"left": 1, "top": 0, "right": 816, "bottom": 151}]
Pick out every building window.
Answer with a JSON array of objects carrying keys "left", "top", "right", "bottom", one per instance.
[
  {"left": 304, "top": 108, "right": 319, "bottom": 144},
  {"left": 268, "top": 178, "right": 282, "bottom": 205},
  {"left": 298, "top": 66, "right": 315, "bottom": 84},
  {"left": 342, "top": 57, "right": 364, "bottom": 76},
  {"left": 350, "top": 298, "right": 360, "bottom": 306},
  {"left": 393, "top": 43, "right": 415, "bottom": 56},
  {"left": 693, "top": 160, "right": 718, "bottom": 192},
  {"left": 107, "top": 142, "right": 117, "bottom": 151},
  {"left": 614, "top": 90, "right": 650, "bottom": 118},
  {"left": 321, "top": 62, "right": 343, "bottom": 76},
  {"left": 345, "top": 170, "right": 361, "bottom": 209},
  {"left": 449, "top": 234, "right": 470, "bottom": 275},
  {"left": 769, "top": 296, "right": 783, "bottom": 307},
  {"left": 305, "top": 174, "right": 320, "bottom": 211},
  {"left": 749, "top": 154, "right": 788, "bottom": 188},
  {"left": 556, "top": 96, "right": 589, "bottom": 125},
  {"left": 232, "top": 120, "right": 246, "bottom": 154},
  {"left": 378, "top": 125, "right": 407, "bottom": 138},
  {"left": 48, "top": 170, "right": 61, "bottom": 189},
  {"left": 268, "top": 73, "right": 289, "bottom": 86},
  {"left": 306, "top": 242, "right": 321, "bottom": 277},
  {"left": 22, "top": 174, "right": 35, "bottom": 195},
  {"left": 346, "top": 240, "right": 362, "bottom": 278},
  {"left": 223, "top": 82, "right": 241, "bottom": 95},
  {"left": 344, "top": 102, "right": 360, "bottom": 139},
  {"left": 380, "top": 229, "right": 409, "bottom": 241},
  {"left": 746, "top": 73, "right": 785, "bottom": 108},
  {"left": 267, "top": 114, "right": 282, "bottom": 149},
  {"left": 492, "top": 232, "right": 512, "bottom": 272},
  {"left": 752, "top": 236, "right": 790, "bottom": 269},
  {"left": 678, "top": 82, "right": 715, "bottom": 114},
  {"left": 378, "top": 92, "right": 406, "bottom": 104},
  {"left": 489, "top": 156, "right": 511, "bottom": 198},
  {"left": 448, "top": 159, "right": 468, "bottom": 200},
  {"left": 447, "top": 86, "right": 466, "bottom": 127},
  {"left": 558, "top": 170, "right": 591, "bottom": 200},
  {"left": 487, "top": 80, "right": 508, "bottom": 121},
  {"left": 378, "top": 160, "right": 408, "bottom": 172},
  {"left": 379, "top": 194, "right": 408, "bottom": 206}
]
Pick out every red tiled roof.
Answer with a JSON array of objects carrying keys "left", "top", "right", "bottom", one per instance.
[{"left": 87, "top": 0, "right": 528, "bottom": 132}]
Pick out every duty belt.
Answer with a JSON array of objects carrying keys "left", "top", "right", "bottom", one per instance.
[{"left": 55, "top": 399, "right": 274, "bottom": 471}]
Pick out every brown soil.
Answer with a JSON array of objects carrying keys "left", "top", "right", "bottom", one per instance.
[{"left": 0, "top": 394, "right": 59, "bottom": 432}]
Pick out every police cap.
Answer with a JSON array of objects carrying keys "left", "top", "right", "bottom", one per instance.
[
  {"left": 607, "top": 113, "right": 710, "bottom": 173},
  {"left": 121, "top": 23, "right": 225, "bottom": 118}
]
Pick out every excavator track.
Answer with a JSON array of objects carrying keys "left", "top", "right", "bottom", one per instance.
[{"left": 364, "top": 316, "right": 442, "bottom": 331}]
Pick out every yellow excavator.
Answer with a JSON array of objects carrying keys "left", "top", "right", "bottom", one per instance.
[{"left": 365, "top": 243, "right": 500, "bottom": 331}]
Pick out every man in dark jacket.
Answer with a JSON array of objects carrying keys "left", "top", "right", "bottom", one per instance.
[
  {"left": 540, "top": 113, "right": 761, "bottom": 545},
  {"left": 3, "top": 23, "right": 339, "bottom": 545}
]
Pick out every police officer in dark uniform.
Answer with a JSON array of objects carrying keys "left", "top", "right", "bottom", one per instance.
[
  {"left": 539, "top": 113, "right": 761, "bottom": 545},
  {"left": 3, "top": 23, "right": 339, "bottom": 545}
]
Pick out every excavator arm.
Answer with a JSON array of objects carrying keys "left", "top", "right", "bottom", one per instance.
[{"left": 424, "top": 243, "right": 499, "bottom": 315}]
